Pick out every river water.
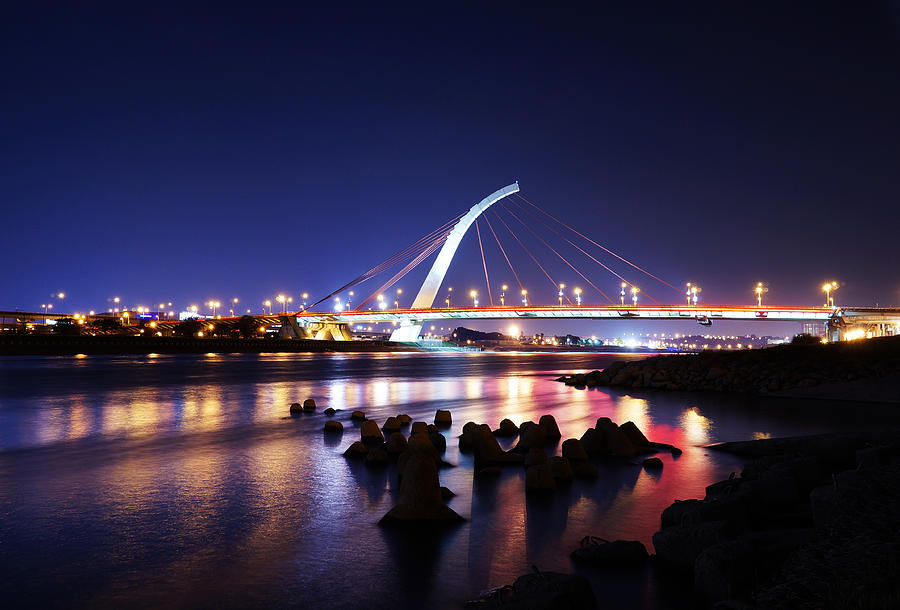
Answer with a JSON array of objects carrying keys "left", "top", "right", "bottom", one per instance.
[{"left": 0, "top": 352, "right": 886, "bottom": 609}]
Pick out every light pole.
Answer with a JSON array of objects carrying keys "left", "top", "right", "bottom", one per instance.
[
  {"left": 521, "top": 288, "right": 528, "bottom": 306},
  {"left": 685, "top": 282, "right": 693, "bottom": 306},
  {"left": 276, "top": 294, "right": 286, "bottom": 314},
  {"left": 631, "top": 286, "right": 640, "bottom": 306},
  {"left": 446, "top": 286, "right": 453, "bottom": 308},
  {"left": 500, "top": 284, "right": 507, "bottom": 306},
  {"left": 377, "top": 294, "right": 386, "bottom": 310},
  {"left": 558, "top": 283, "right": 565, "bottom": 306},
  {"left": 263, "top": 300, "right": 271, "bottom": 315},
  {"left": 301, "top": 293, "right": 309, "bottom": 311},
  {"left": 231, "top": 298, "right": 239, "bottom": 316},
  {"left": 470, "top": 290, "right": 478, "bottom": 307},
  {"left": 822, "top": 281, "right": 838, "bottom": 307},
  {"left": 334, "top": 297, "right": 343, "bottom": 312},
  {"left": 56, "top": 292, "right": 65, "bottom": 313},
  {"left": 620, "top": 282, "right": 626, "bottom": 306},
  {"left": 574, "top": 287, "right": 582, "bottom": 306},
  {"left": 395, "top": 288, "right": 402, "bottom": 309}
]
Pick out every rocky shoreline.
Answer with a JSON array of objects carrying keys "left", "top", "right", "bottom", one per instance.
[
  {"left": 557, "top": 335, "right": 900, "bottom": 402},
  {"left": 654, "top": 429, "right": 900, "bottom": 609}
]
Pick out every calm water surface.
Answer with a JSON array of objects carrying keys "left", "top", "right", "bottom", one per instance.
[{"left": 0, "top": 352, "right": 884, "bottom": 609}]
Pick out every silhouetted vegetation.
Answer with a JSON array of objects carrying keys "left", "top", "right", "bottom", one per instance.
[{"left": 791, "top": 333, "right": 821, "bottom": 345}]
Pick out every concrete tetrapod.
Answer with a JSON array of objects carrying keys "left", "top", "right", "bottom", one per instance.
[{"left": 380, "top": 433, "right": 464, "bottom": 525}]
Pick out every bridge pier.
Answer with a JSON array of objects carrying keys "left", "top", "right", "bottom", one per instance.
[
  {"left": 310, "top": 322, "right": 353, "bottom": 341},
  {"left": 389, "top": 320, "right": 423, "bottom": 342}
]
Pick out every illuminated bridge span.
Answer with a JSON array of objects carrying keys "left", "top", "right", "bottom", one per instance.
[{"left": 279, "top": 182, "right": 892, "bottom": 342}]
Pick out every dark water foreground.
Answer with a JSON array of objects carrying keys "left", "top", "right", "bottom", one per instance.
[{"left": 1, "top": 352, "right": 896, "bottom": 609}]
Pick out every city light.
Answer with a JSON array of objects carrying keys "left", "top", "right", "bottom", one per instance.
[
  {"left": 521, "top": 288, "right": 528, "bottom": 306},
  {"left": 755, "top": 282, "right": 768, "bottom": 307},
  {"left": 631, "top": 286, "right": 640, "bottom": 306},
  {"left": 500, "top": 284, "right": 508, "bottom": 306},
  {"left": 558, "top": 283, "right": 565, "bottom": 306},
  {"left": 620, "top": 282, "right": 626, "bottom": 305},
  {"left": 470, "top": 289, "right": 478, "bottom": 308},
  {"left": 822, "top": 281, "right": 838, "bottom": 307},
  {"left": 574, "top": 287, "right": 582, "bottom": 306}
]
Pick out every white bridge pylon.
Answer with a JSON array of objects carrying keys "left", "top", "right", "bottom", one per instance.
[{"left": 389, "top": 182, "right": 520, "bottom": 342}]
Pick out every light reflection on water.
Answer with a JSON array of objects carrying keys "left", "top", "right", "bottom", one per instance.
[{"left": 0, "top": 352, "right": 893, "bottom": 609}]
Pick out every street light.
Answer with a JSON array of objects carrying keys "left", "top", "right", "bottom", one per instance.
[
  {"left": 620, "top": 282, "right": 627, "bottom": 306},
  {"left": 558, "top": 283, "right": 565, "bottom": 306},
  {"left": 276, "top": 294, "right": 286, "bottom": 314},
  {"left": 56, "top": 292, "right": 65, "bottom": 312},
  {"left": 754, "top": 282, "right": 768, "bottom": 307},
  {"left": 574, "top": 287, "right": 582, "bottom": 306},
  {"left": 301, "top": 292, "right": 309, "bottom": 310},
  {"left": 687, "top": 283, "right": 700, "bottom": 305},
  {"left": 822, "top": 281, "right": 838, "bottom": 307},
  {"left": 395, "top": 288, "right": 402, "bottom": 309},
  {"left": 333, "top": 297, "right": 343, "bottom": 312},
  {"left": 263, "top": 300, "right": 271, "bottom": 314},
  {"left": 521, "top": 288, "right": 528, "bottom": 306},
  {"left": 500, "top": 284, "right": 508, "bottom": 306},
  {"left": 631, "top": 286, "right": 640, "bottom": 306},
  {"left": 377, "top": 294, "right": 386, "bottom": 310},
  {"left": 231, "top": 298, "right": 239, "bottom": 316},
  {"left": 470, "top": 289, "right": 478, "bottom": 307}
]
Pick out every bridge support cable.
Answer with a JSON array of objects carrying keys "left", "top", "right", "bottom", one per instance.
[
  {"left": 490, "top": 208, "right": 562, "bottom": 296},
  {"left": 482, "top": 213, "right": 525, "bottom": 296},
  {"left": 355, "top": 234, "right": 448, "bottom": 311},
  {"left": 305, "top": 214, "right": 462, "bottom": 312},
  {"left": 502, "top": 198, "right": 657, "bottom": 304},
  {"left": 474, "top": 218, "right": 493, "bottom": 306},
  {"left": 499, "top": 202, "right": 611, "bottom": 305},
  {"left": 513, "top": 193, "right": 683, "bottom": 298}
]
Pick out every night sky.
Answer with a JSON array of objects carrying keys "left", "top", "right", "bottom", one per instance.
[{"left": 3, "top": 3, "right": 899, "bottom": 335}]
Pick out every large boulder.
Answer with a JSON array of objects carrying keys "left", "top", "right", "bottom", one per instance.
[
  {"left": 323, "top": 421, "right": 343, "bottom": 434},
  {"left": 385, "top": 431, "right": 408, "bottom": 455},
  {"left": 643, "top": 457, "right": 664, "bottom": 470},
  {"left": 620, "top": 421, "right": 650, "bottom": 447},
  {"left": 652, "top": 520, "right": 732, "bottom": 571},
  {"left": 434, "top": 409, "right": 452, "bottom": 426},
  {"left": 360, "top": 420, "right": 384, "bottom": 444},
  {"left": 465, "top": 569, "right": 596, "bottom": 609},
  {"left": 343, "top": 441, "right": 368, "bottom": 458},
  {"left": 549, "top": 456, "right": 573, "bottom": 481},
  {"left": 351, "top": 410, "right": 366, "bottom": 421},
  {"left": 570, "top": 536, "right": 648, "bottom": 566},
  {"left": 573, "top": 462, "right": 600, "bottom": 478},
  {"left": 380, "top": 437, "right": 464, "bottom": 524},
  {"left": 396, "top": 413, "right": 412, "bottom": 425},
  {"left": 289, "top": 402, "right": 302, "bottom": 414},
  {"left": 428, "top": 430, "right": 447, "bottom": 453},
  {"left": 302, "top": 398, "right": 316, "bottom": 413},
  {"left": 539, "top": 414, "right": 562, "bottom": 439},
  {"left": 514, "top": 421, "right": 547, "bottom": 452},
  {"left": 458, "top": 421, "right": 479, "bottom": 450},
  {"left": 382, "top": 417, "right": 401, "bottom": 435},
  {"left": 525, "top": 447, "right": 548, "bottom": 468},
  {"left": 561, "top": 438, "right": 588, "bottom": 462},
  {"left": 470, "top": 424, "right": 523, "bottom": 466},
  {"left": 582, "top": 417, "right": 637, "bottom": 457},
  {"left": 365, "top": 447, "right": 389, "bottom": 467},
  {"left": 410, "top": 421, "right": 428, "bottom": 436},
  {"left": 525, "top": 463, "right": 556, "bottom": 492},
  {"left": 493, "top": 418, "right": 520, "bottom": 437}
]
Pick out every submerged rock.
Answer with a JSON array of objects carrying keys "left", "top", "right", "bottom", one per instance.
[
  {"left": 382, "top": 417, "right": 401, "bottom": 435},
  {"left": 465, "top": 567, "right": 596, "bottom": 609},
  {"left": 525, "top": 463, "right": 556, "bottom": 492},
  {"left": 410, "top": 421, "right": 428, "bottom": 435},
  {"left": 643, "top": 457, "right": 664, "bottom": 469},
  {"left": 434, "top": 409, "right": 452, "bottom": 426},
  {"left": 323, "top": 407, "right": 337, "bottom": 416},
  {"left": 470, "top": 424, "right": 524, "bottom": 467},
  {"left": 289, "top": 402, "right": 303, "bottom": 413},
  {"left": 539, "top": 414, "right": 561, "bottom": 439},
  {"left": 343, "top": 441, "right": 368, "bottom": 458},
  {"left": 302, "top": 398, "right": 316, "bottom": 412},
  {"left": 360, "top": 420, "right": 384, "bottom": 444},
  {"left": 514, "top": 421, "right": 547, "bottom": 452},
  {"left": 351, "top": 410, "right": 366, "bottom": 421},
  {"left": 570, "top": 536, "right": 648, "bottom": 566},
  {"left": 385, "top": 432, "right": 408, "bottom": 455},
  {"left": 561, "top": 438, "right": 588, "bottom": 462},
  {"left": 493, "top": 418, "right": 520, "bottom": 437},
  {"left": 380, "top": 437, "right": 464, "bottom": 525},
  {"left": 323, "top": 421, "right": 343, "bottom": 434}
]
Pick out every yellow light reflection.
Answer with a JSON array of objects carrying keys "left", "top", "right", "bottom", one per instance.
[{"left": 679, "top": 407, "right": 711, "bottom": 445}]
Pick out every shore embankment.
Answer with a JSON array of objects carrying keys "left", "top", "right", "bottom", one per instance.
[
  {"left": 558, "top": 335, "right": 900, "bottom": 403},
  {"left": 0, "top": 334, "right": 414, "bottom": 355},
  {"left": 653, "top": 428, "right": 900, "bottom": 608}
]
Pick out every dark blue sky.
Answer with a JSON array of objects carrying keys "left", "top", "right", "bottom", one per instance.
[{"left": 3, "top": 2, "right": 899, "bottom": 334}]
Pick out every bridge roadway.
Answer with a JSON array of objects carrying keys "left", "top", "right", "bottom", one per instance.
[{"left": 294, "top": 304, "right": 833, "bottom": 325}]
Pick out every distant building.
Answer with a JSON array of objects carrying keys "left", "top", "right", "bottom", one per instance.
[{"left": 801, "top": 321, "right": 826, "bottom": 338}]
